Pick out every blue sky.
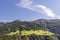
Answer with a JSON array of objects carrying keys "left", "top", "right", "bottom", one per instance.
[{"left": 0, "top": 0, "right": 60, "bottom": 22}]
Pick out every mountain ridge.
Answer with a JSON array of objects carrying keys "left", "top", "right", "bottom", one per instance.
[{"left": 0, "top": 19, "right": 60, "bottom": 40}]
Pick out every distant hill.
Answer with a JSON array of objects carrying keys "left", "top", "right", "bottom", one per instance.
[{"left": 0, "top": 19, "right": 60, "bottom": 40}]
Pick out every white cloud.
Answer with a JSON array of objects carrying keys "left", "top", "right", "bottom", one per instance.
[
  {"left": 16, "top": 0, "right": 33, "bottom": 9},
  {"left": 56, "top": 16, "right": 60, "bottom": 19},
  {"left": 37, "top": 5, "right": 56, "bottom": 17},
  {"left": 16, "top": 0, "right": 58, "bottom": 18}
]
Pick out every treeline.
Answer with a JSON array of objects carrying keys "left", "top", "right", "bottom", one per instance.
[{"left": 0, "top": 34, "right": 58, "bottom": 40}]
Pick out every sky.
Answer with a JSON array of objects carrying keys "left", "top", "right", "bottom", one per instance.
[{"left": 0, "top": 0, "right": 60, "bottom": 22}]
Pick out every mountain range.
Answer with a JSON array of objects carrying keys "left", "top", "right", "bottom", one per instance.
[{"left": 0, "top": 19, "right": 60, "bottom": 40}]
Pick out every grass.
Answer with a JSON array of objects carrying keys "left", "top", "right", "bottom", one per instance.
[
  {"left": 21, "top": 30, "right": 54, "bottom": 36},
  {"left": 7, "top": 30, "right": 54, "bottom": 36}
]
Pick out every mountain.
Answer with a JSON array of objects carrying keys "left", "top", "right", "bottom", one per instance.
[
  {"left": 47, "top": 19, "right": 60, "bottom": 34},
  {"left": 0, "top": 19, "right": 60, "bottom": 40},
  {"left": 31, "top": 19, "right": 60, "bottom": 34}
]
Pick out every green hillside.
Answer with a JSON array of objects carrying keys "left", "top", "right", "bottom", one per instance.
[{"left": 0, "top": 19, "right": 60, "bottom": 40}]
